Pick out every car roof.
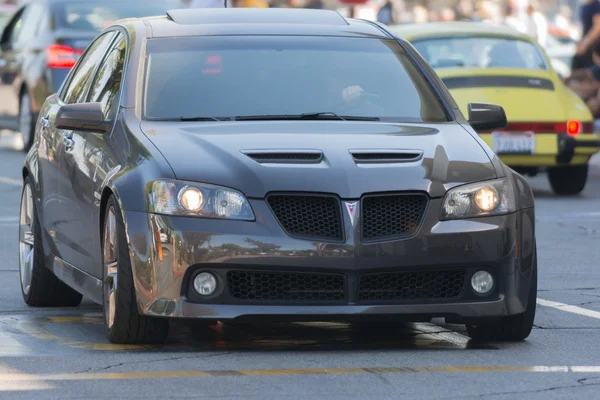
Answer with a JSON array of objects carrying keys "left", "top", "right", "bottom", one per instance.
[
  {"left": 388, "top": 21, "right": 535, "bottom": 42},
  {"left": 136, "top": 8, "right": 390, "bottom": 39}
]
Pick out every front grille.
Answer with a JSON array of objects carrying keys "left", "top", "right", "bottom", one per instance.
[
  {"left": 267, "top": 195, "right": 343, "bottom": 241},
  {"left": 227, "top": 271, "right": 346, "bottom": 302},
  {"left": 358, "top": 270, "right": 465, "bottom": 302},
  {"left": 362, "top": 194, "right": 428, "bottom": 241}
]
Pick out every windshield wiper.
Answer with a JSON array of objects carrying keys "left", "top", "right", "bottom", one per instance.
[
  {"left": 179, "top": 116, "right": 231, "bottom": 122},
  {"left": 235, "top": 113, "right": 379, "bottom": 121},
  {"left": 301, "top": 112, "right": 345, "bottom": 120}
]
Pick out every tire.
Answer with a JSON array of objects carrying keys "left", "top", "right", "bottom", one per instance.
[
  {"left": 547, "top": 164, "right": 588, "bottom": 195},
  {"left": 466, "top": 250, "right": 537, "bottom": 342},
  {"left": 19, "top": 92, "right": 36, "bottom": 153},
  {"left": 102, "top": 196, "right": 169, "bottom": 344},
  {"left": 19, "top": 177, "right": 83, "bottom": 307}
]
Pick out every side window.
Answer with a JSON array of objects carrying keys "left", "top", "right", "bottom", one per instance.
[
  {"left": 14, "top": 3, "right": 45, "bottom": 46},
  {"left": 88, "top": 35, "right": 126, "bottom": 116},
  {"left": 61, "top": 32, "right": 116, "bottom": 105}
]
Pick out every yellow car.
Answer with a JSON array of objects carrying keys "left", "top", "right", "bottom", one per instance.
[{"left": 389, "top": 22, "right": 600, "bottom": 195}]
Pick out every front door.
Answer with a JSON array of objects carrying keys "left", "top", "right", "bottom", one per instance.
[{"left": 52, "top": 31, "right": 117, "bottom": 273}]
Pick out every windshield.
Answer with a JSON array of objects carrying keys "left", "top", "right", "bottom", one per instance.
[
  {"left": 413, "top": 36, "right": 548, "bottom": 70},
  {"left": 143, "top": 36, "right": 449, "bottom": 123},
  {"left": 52, "top": 0, "right": 178, "bottom": 31}
]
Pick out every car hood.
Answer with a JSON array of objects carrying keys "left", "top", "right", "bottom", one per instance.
[{"left": 140, "top": 121, "right": 497, "bottom": 199}]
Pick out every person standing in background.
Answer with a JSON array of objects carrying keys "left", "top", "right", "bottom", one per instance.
[
  {"left": 523, "top": 2, "right": 548, "bottom": 47},
  {"left": 439, "top": 7, "right": 456, "bottom": 21},
  {"left": 574, "top": 0, "right": 600, "bottom": 69},
  {"left": 412, "top": 5, "right": 429, "bottom": 23},
  {"left": 377, "top": 0, "right": 394, "bottom": 25},
  {"left": 555, "top": 5, "right": 573, "bottom": 31},
  {"left": 182, "top": 0, "right": 231, "bottom": 7},
  {"left": 455, "top": 0, "right": 475, "bottom": 21},
  {"left": 304, "top": 0, "right": 324, "bottom": 9},
  {"left": 504, "top": 2, "right": 526, "bottom": 32}
]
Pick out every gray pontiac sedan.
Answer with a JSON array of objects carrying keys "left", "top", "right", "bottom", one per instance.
[{"left": 19, "top": 8, "right": 537, "bottom": 344}]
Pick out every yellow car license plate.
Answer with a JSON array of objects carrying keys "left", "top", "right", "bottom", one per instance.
[{"left": 491, "top": 131, "right": 535, "bottom": 154}]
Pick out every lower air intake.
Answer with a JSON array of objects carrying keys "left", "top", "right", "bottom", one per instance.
[
  {"left": 227, "top": 270, "right": 346, "bottom": 302},
  {"left": 358, "top": 270, "right": 466, "bottom": 302}
]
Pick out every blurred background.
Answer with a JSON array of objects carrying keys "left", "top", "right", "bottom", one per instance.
[
  {"left": 0, "top": 0, "right": 582, "bottom": 39},
  {"left": 0, "top": 0, "right": 589, "bottom": 121},
  {"left": 0, "top": 0, "right": 579, "bottom": 75}
]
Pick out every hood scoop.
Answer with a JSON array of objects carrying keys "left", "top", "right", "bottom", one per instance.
[
  {"left": 350, "top": 149, "right": 424, "bottom": 164},
  {"left": 242, "top": 149, "right": 323, "bottom": 164}
]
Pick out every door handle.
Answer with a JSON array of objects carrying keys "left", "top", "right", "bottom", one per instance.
[{"left": 62, "top": 136, "right": 74, "bottom": 151}]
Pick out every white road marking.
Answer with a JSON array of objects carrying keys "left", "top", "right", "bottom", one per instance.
[
  {"left": 0, "top": 176, "right": 21, "bottom": 186},
  {"left": 538, "top": 298, "right": 600, "bottom": 320},
  {"left": 0, "top": 216, "right": 18, "bottom": 227}
]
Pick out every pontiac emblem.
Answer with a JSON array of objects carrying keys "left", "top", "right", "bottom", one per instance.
[{"left": 345, "top": 202, "right": 358, "bottom": 226}]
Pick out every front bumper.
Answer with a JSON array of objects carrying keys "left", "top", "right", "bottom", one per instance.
[{"left": 124, "top": 199, "right": 536, "bottom": 323}]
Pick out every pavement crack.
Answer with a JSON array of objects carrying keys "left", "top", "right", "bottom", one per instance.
[
  {"left": 575, "top": 301, "right": 600, "bottom": 306},
  {"left": 74, "top": 352, "right": 235, "bottom": 374},
  {"left": 538, "top": 287, "right": 600, "bottom": 292},
  {"left": 532, "top": 325, "right": 600, "bottom": 330},
  {"left": 460, "top": 379, "right": 600, "bottom": 398},
  {"left": 577, "top": 377, "right": 600, "bottom": 384}
]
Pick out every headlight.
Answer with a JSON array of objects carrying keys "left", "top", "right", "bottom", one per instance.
[
  {"left": 441, "top": 178, "right": 516, "bottom": 220},
  {"left": 149, "top": 179, "right": 254, "bottom": 220}
]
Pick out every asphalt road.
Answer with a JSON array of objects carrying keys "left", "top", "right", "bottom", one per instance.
[{"left": 1, "top": 131, "right": 600, "bottom": 399}]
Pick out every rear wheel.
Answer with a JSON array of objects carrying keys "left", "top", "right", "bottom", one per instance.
[
  {"left": 547, "top": 164, "right": 588, "bottom": 195},
  {"left": 102, "top": 196, "right": 169, "bottom": 344},
  {"left": 19, "top": 177, "right": 82, "bottom": 306},
  {"left": 466, "top": 250, "right": 537, "bottom": 342},
  {"left": 19, "top": 92, "right": 35, "bottom": 153}
]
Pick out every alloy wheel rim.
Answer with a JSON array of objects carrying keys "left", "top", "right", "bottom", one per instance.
[
  {"left": 19, "top": 95, "right": 32, "bottom": 145},
  {"left": 19, "top": 184, "right": 34, "bottom": 295},
  {"left": 103, "top": 207, "right": 118, "bottom": 329}
]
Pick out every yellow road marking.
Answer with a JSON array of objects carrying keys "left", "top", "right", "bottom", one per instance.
[
  {"left": 0, "top": 366, "right": 599, "bottom": 381},
  {"left": 16, "top": 319, "right": 149, "bottom": 352},
  {"left": 47, "top": 316, "right": 103, "bottom": 324}
]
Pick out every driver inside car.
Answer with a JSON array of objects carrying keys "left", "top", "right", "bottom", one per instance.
[{"left": 323, "top": 69, "right": 365, "bottom": 106}]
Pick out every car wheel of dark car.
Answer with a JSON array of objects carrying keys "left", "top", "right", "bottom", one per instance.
[
  {"left": 466, "top": 248, "right": 537, "bottom": 342},
  {"left": 547, "top": 164, "right": 588, "bottom": 195},
  {"left": 19, "top": 177, "right": 83, "bottom": 307},
  {"left": 102, "top": 195, "right": 169, "bottom": 344},
  {"left": 19, "top": 92, "right": 36, "bottom": 153}
]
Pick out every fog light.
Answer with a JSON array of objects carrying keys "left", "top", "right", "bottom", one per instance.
[
  {"left": 194, "top": 272, "right": 217, "bottom": 296},
  {"left": 471, "top": 271, "right": 494, "bottom": 294}
]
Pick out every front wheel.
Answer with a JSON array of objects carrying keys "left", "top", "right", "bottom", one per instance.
[
  {"left": 547, "top": 164, "right": 588, "bottom": 195},
  {"left": 466, "top": 250, "right": 537, "bottom": 342},
  {"left": 102, "top": 196, "right": 169, "bottom": 344}
]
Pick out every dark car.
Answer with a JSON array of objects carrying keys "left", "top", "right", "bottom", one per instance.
[
  {"left": 0, "top": 0, "right": 178, "bottom": 152},
  {"left": 19, "top": 8, "right": 537, "bottom": 344}
]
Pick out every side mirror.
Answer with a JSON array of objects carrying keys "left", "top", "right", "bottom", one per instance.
[
  {"left": 56, "top": 102, "right": 110, "bottom": 134},
  {"left": 467, "top": 103, "right": 507, "bottom": 133}
]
